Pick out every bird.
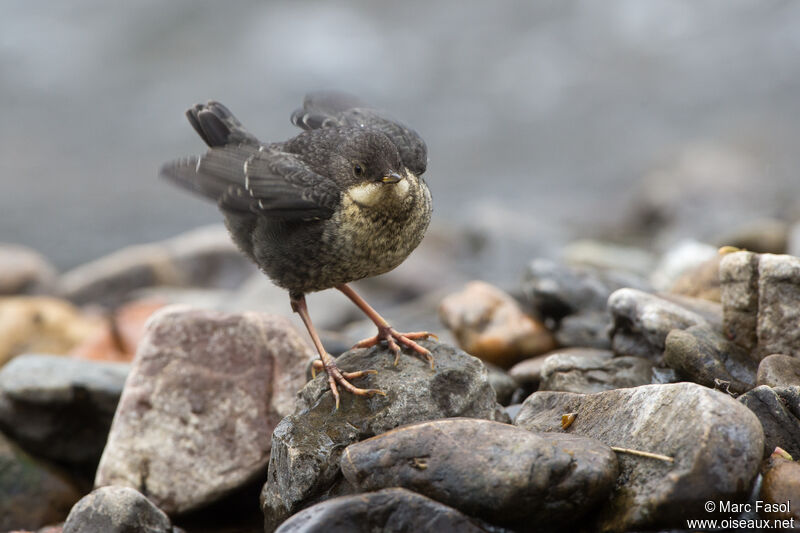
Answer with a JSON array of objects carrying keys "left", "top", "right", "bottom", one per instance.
[{"left": 160, "top": 92, "right": 434, "bottom": 408}]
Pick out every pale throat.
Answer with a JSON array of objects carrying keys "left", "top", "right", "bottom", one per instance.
[{"left": 346, "top": 169, "right": 415, "bottom": 208}]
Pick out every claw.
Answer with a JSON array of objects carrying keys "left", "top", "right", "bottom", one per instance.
[{"left": 354, "top": 327, "right": 436, "bottom": 369}]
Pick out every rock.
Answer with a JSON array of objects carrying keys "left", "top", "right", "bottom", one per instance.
[
  {"left": 0, "top": 243, "right": 57, "bottom": 295},
  {"left": 790, "top": 221, "right": 800, "bottom": 257},
  {"left": 667, "top": 253, "right": 722, "bottom": 302},
  {"left": 663, "top": 325, "right": 757, "bottom": 394},
  {"left": 95, "top": 306, "right": 312, "bottom": 514},
  {"left": 561, "top": 240, "right": 656, "bottom": 278},
  {"left": 341, "top": 418, "right": 617, "bottom": 529},
  {"left": 0, "top": 431, "right": 81, "bottom": 532},
  {"left": 554, "top": 311, "right": 612, "bottom": 350},
  {"left": 717, "top": 218, "right": 790, "bottom": 254},
  {"left": 721, "top": 251, "right": 800, "bottom": 361},
  {"left": 523, "top": 258, "right": 650, "bottom": 320},
  {"left": 757, "top": 354, "right": 800, "bottom": 388},
  {"left": 508, "top": 353, "right": 549, "bottom": 387},
  {"left": 739, "top": 386, "right": 800, "bottom": 459},
  {"left": 70, "top": 299, "right": 165, "bottom": 362},
  {"left": 755, "top": 253, "right": 800, "bottom": 359},
  {"left": 0, "top": 297, "right": 104, "bottom": 367},
  {"left": 439, "top": 281, "right": 555, "bottom": 368},
  {"left": 539, "top": 348, "right": 653, "bottom": 394},
  {"left": 658, "top": 292, "right": 723, "bottom": 329},
  {"left": 719, "top": 250, "right": 759, "bottom": 353},
  {"left": 760, "top": 453, "right": 800, "bottom": 521},
  {"left": 274, "top": 488, "right": 488, "bottom": 533},
  {"left": 63, "top": 486, "right": 174, "bottom": 533},
  {"left": 607, "top": 288, "right": 709, "bottom": 360},
  {"left": 515, "top": 383, "right": 764, "bottom": 532},
  {"left": 57, "top": 225, "right": 256, "bottom": 307},
  {"left": 650, "top": 239, "right": 718, "bottom": 293},
  {"left": 260, "top": 341, "right": 507, "bottom": 531},
  {"left": 0, "top": 354, "right": 129, "bottom": 467},
  {"left": 485, "top": 363, "right": 516, "bottom": 405}
]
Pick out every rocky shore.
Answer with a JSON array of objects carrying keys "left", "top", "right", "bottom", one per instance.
[{"left": 3, "top": 222, "right": 800, "bottom": 532}]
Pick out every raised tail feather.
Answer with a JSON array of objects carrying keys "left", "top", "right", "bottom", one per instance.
[{"left": 185, "top": 101, "right": 260, "bottom": 148}]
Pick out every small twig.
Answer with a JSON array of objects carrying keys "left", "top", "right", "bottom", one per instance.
[{"left": 611, "top": 446, "right": 675, "bottom": 463}]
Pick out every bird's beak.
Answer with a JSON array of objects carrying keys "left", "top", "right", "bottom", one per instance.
[{"left": 381, "top": 172, "right": 403, "bottom": 184}]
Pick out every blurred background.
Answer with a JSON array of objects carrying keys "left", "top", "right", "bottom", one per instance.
[{"left": 3, "top": 0, "right": 800, "bottom": 282}]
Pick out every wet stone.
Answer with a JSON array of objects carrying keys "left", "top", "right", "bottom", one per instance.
[
  {"left": 739, "top": 386, "right": 800, "bottom": 460},
  {"left": 340, "top": 418, "right": 617, "bottom": 530},
  {"left": 663, "top": 325, "right": 757, "bottom": 394},
  {"left": 274, "top": 488, "right": 489, "bottom": 533}
]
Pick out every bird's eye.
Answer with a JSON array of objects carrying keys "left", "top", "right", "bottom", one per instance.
[{"left": 353, "top": 163, "right": 364, "bottom": 177}]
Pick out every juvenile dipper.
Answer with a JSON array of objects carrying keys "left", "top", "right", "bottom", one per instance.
[{"left": 161, "top": 92, "right": 434, "bottom": 407}]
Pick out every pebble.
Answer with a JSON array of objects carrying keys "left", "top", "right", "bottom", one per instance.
[
  {"left": 439, "top": 281, "right": 555, "bottom": 368},
  {"left": 607, "top": 288, "right": 709, "bottom": 360},
  {"left": 63, "top": 486, "right": 175, "bottom": 533},
  {"left": 757, "top": 353, "right": 800, "bottom": 388},
  {"left": 663, "top": 325, "right": 757, "bottom": 394},
  {"left": 0, "top": 243, "right": 57, "bottom": 295},
  {"left": 539, "top": 348, "right": 653, "bottom": 394},
  {"left": 739, "top": 386, "right": 800, "bottom": 459}
]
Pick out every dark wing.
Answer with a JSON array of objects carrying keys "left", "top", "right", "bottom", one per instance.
[
  {"left": 186, "top": 101, "right": 260, "bottom": 148},
  {"left": 290, "top": 91, "right": 428, "bottom": 175},
  {"left": 161, "top": 145, "right": 340, "bottom": 221}
]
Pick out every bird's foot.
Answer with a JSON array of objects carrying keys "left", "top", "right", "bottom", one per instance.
[
  {"left": 310, "top": 359, "right": 384, "bottom": 410},
  {"left": 353, "top": 326, "right": 437, "bottom": 368}
]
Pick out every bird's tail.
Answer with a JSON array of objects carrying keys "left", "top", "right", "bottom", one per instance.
[{"left": 185, "top": 101, "right": 260, "bottom": 147}]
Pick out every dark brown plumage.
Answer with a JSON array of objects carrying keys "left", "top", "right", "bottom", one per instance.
[{"left": 161, "top": 92, "right": 434, "bottom": 407}]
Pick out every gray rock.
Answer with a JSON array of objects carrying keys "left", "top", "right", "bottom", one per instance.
[
  {"left": 739, "top": 386, "right": 800, "bottom": 460},
  {"left": 757, "top": 354, "right": 800, "bottom": 388},
  {"left": 340, "top": 418, "right": 617, "bottom": 529},
  {"left": 485, "top": 363, "right": 516, "bottom": 405},
  {"left": 608, "top": 288, "right": 709, "bottom": 359},
  {"left": 720, "top": 250, "right": 760, "bottom": 353},
  {"left": 95, "top": 306, "right": 311, "bottom": 514},
  {"left": 539, "top": 348, "right": 653, "bottom": 394},
  {"left": 522, "top": 259, "right": 649, "bottom": 350},
  {"left": 58, "top": 225, "right": 256, "bottom": 307},
  {"left": 0, "top": 431, "right": 81, "bottom": 532},
  {"left": 515, "top": 383, "right": 764, "bottom": 532},
  {"left": 260, "top": 341, "right": 507, "bottom": 532},
  {"left": 663, "top": 325, "right": 757, "bottom": 394},
  {"left": 508, "top": 354, "right": 549, "bottom": 387},
  {"left": 64, "top": 486, "right": 174, "bottom": 533},
  {"left": 275, "top": 488, "right": 489, "bottom": 533},
  {"left": 0, "top": 354, "right": 129, "bottom": 466},
  {"left": 554, "top": 310, "right": 612, "bottom": 350},
  {"left": 0, "top": 243, "right": 57, "bottom": 295},
  {"left": 756, "top": 253, "right": 800, "bottom": 359},
  {"left": 658, "top": 292, "right": 723, "bottom": 329}
]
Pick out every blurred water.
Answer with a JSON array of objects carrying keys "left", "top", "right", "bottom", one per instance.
[{"left": 2, "top": 0, "right": 800, "bottom": 269}]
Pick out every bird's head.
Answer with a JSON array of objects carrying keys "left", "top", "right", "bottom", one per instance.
[{"left": 333, "top": 130, "right": 411, "bottom": 208}]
